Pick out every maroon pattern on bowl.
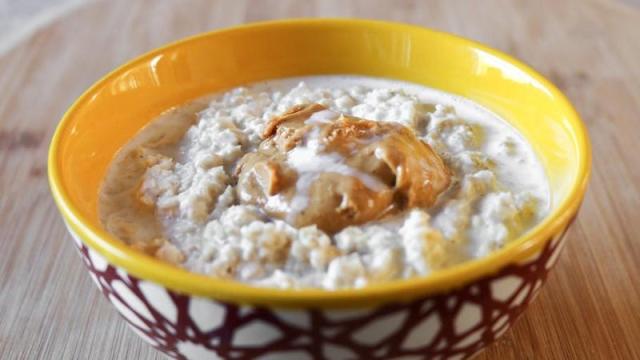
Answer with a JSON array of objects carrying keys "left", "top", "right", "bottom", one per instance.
[{"left": 68, "top": 216, "right": 573, "bottom": 360}]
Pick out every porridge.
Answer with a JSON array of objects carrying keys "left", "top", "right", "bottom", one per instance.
[{"left": 99, "top": 76, "right": 549, "bottom": 289}]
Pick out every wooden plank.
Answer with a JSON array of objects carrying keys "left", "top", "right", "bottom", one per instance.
[{"left": 1, "top": 0, "right": 638, "bottom": 358}]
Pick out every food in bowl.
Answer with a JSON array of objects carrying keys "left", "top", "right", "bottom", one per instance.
[
  {"left": 99, "top": 75, "right": 549, "bottom": 289},
  {"left": 50, "top": 19, "right": 590, "bottom": 360}
]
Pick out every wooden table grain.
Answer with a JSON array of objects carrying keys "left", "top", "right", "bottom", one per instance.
[{"left": 1, "top": 0, "right": 639, "bottom": 359}]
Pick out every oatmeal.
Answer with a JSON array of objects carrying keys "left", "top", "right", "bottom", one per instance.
[{"left": 99, "top": 76, "right": 549, "bottom": 289}]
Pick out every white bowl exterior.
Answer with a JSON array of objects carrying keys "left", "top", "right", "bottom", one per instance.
[{"left": 64, "top": 220, "right": 570, "bottom": 360}]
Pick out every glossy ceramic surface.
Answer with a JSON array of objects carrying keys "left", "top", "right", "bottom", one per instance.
[
  {"left": 69, "top": 220, "right": 572, "bottom": 359},
  {"left": 49, "top": 19, "right": 590, "bottom": 359}
]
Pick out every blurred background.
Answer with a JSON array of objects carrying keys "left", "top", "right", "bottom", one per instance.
[
  {"left": 0, "top": 0, "right": 87, "bottom": 54},
  {"left": 1, "top": 1, "right": 639, "bottom": 359}
]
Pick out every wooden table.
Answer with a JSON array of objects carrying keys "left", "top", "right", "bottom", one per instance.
[{"left": 1, "top": 0, "right": 639, "bottom": 358}]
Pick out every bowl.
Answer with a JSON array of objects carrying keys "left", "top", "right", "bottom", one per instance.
[{"left": 48, "top": 19, "right": 590, "bottom": 360}]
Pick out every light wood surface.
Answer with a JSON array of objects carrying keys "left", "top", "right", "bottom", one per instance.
[{"left": 1, "top": 0, "right": 639, "bottom": 359}]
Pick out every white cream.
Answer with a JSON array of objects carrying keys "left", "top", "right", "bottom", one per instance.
[
  {"left": 305, "top": 109, "right": 340, "bottom": 125},
  {"left": 287, "top": 147, "right": 387, "bottom": 192}
]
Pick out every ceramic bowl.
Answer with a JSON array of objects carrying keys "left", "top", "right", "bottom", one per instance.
[{"left": 48, "top": 19, "right": 590, "bottom": 360}]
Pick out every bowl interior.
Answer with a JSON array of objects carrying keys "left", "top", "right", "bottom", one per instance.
[{"left": 49, "top": 19, "right": 589, "bottom": 307}]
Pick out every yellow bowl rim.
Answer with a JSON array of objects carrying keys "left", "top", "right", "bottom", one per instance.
[{"left": 48, "top": 18, "right": 591, "bottom": 308}]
